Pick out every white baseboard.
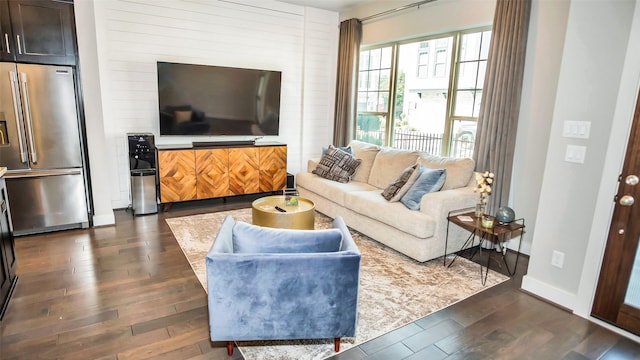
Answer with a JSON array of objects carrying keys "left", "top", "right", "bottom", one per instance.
[
  {"left": 521, "top": 275, "right": 577, "bottom": 310},
  {"left": 523, "top": 276, "right": 640, "bottom": 343},
  {"left": 92, "top": 212, "right": 116, "bottom": 227}
]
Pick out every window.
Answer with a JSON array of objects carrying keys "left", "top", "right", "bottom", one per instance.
[
  {"left": 355, "top": 28, "right": 491, "bottom": 158},
  {"left": 434, "top": 49, "right": 447, "bottom": 77},
  {"left": 356, "top": 47, "right": 393, "bottom": 146},
  {"left": 417, "top": 51, "right": 429, "bottom": 78},
  {"left": 417, "top": 41, "right": 429, "bottom": 78}
]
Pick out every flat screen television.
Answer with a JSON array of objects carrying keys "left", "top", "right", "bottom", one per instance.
[{"left": 157, "top": 61, "right": 281, "bottom": 136}]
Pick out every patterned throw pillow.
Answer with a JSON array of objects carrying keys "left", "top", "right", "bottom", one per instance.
[
  {"left": 312, "top": 145, "right": 362, "bottom": 183},
  {"left": 390, "top": 164, "right": 422, "bottom": 202},
  {"left": 381, "top": 163, "right": 419, "bottom": 201}
]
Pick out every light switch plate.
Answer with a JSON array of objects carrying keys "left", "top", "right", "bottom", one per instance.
[
  {"left": 562, "top": 121, "right": 591, "bottom": 139},
  {"left": 565, "top": 145, "right": 586, "bottom": 163}
]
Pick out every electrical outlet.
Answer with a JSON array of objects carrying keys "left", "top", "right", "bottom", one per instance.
[{"left": 551, "top": 250, "right": 565, "bottom": 268}]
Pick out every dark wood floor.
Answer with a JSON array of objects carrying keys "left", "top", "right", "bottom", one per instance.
[{"left": 1, "top": 195, "right": 639, "bottom": 359}]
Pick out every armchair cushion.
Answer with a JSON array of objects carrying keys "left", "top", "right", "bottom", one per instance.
[{"left": 232, "top": 221, "right": 343, "bottom": 253}]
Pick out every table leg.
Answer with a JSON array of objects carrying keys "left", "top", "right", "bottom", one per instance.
[{"left": 445, "top": 229, "right": 476, "bottom": 268}]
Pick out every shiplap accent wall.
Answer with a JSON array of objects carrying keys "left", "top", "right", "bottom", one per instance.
[
  {"left": 300, "top": 8, "right": 339, "bottom": 173},
  {"left": 90, "top": 0, "right": 338, "bottom": 208}
]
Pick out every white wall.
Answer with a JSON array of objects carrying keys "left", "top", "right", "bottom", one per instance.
[
  {"left": 342, "top": 0, "right": 494, "bottom": 43},
  {"left": 576, "top": 0, "right": 640, "bottom": 337},
  {"left": 301, "top": 8, "right": 340, "bottom": 173},
  {"left": 77, "top": 0, "right": 338, "bottom": 209},
  {"left": 512, "top": 0, "right": 570, "bottom": 255},
  {"left": 523, "top": 0, "right": 640, "bottom": 343},
  {"left": 522, "top": 0, "right": 635, "bottom": 305},
  {"left": 74, "top": 0, "right": 115, "bottom": 226}
]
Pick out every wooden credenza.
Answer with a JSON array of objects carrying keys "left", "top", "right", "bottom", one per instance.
[{"left": 158, "top": 144, "right": 287, "bottom": 204}]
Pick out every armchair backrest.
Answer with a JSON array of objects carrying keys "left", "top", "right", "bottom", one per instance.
[{"left": 205, "top": 216, "right": 361, "bottom": 342}]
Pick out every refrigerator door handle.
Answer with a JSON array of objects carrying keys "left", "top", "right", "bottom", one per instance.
[
  {"left": 9, "top": 71, "right": 28, "bottom": 163},
  {"left": 19, "top": 72, "right": 38, "bottom": 164},
  {"left": 5, "top": 169, "right": 82, "bottom": 178}
]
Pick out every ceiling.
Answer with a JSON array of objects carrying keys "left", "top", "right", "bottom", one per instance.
[{"left": 277, "top": 0, "right": 375, "bottom": 12}]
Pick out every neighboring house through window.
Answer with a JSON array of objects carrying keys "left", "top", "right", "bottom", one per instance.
[{"left": 356, "top": 27, "right": 491, "bottom": 158}]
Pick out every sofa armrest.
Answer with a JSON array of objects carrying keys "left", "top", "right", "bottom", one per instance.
[{"left": 418, "top": 186, "right": 477, "bottom": 220}]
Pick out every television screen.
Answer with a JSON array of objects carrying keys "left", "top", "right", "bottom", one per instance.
[{"left": 157, "top": 62, "right": 281, "bottom": 136}]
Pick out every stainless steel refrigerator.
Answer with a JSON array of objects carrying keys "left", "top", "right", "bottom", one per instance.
[{"left": 0, "top": 62, "right": 89, "bottom": 235}]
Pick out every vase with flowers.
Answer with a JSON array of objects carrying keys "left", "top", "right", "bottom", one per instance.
[{"left": 474, "top": 171, "right": 494, "bottom": 217}]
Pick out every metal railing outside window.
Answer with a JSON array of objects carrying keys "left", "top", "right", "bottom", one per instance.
[{"left": 356, "top": 128, "right": 474, "bottom": 159}]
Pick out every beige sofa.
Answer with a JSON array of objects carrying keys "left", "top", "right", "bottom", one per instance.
[{"left": 296, "top": 140, "right": 478, "bottom": 263}]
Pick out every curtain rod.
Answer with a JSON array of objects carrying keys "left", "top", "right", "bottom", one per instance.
[{"left": 359, "top": 0, "right": 438, "bottom": 23}]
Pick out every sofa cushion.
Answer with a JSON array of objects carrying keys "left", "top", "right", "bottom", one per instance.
[
  {"left": 400, "top": 167, "right": 447, "bottom": 210},
  {"left": 368, "top": 148, "right": 420, "bottom": 189},
  {"left": 381, "top": 163, "right": 419, "bottom": 201},
  {"left": 297, "top": 172, "right": 378, "bottom": 206},
  {"left": 232, "top": 221, "right": 343, "bottom": 253},
  {"left": 312, "top": 145, "right": 362, "bottom": 183},
  {"left": 417, "top": 154, "right": 474, "bottom": 190},
  {"left": 349, "top": 140, "right": 380, "bottom": 183},
  {"left": 344, "top": 190, "right": 436, "bottom": 238}
]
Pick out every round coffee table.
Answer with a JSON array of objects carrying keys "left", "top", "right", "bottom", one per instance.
[{"left": 252, "top": 195, "right": 315, "bottom": 230}]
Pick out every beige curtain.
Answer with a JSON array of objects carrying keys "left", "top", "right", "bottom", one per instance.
[
  {"left": 333, "top": 18, "right": 362, "bottom": 147},
  {"left": 473, "top": 0, "right": 531, "bottom": 215}
]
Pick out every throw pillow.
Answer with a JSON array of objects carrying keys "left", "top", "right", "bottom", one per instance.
[
  {"left": 349, "top": 140, "right": 380, "bottom": 183},
  {"left": 312, "top": 145, "right": 362, "bottom": 183},
  {"left": 400, "top": 167, "right": 447, "bottom": 210},
  {"left": 232, "top": 222, "right": 343, "bottom": 253},
  {"left": 322, "top": 145, "right": 352, "bottom": 156},
  {"left": 417, "top": 155, "right": 475, "bottom": 190},
  {"left": 389, "top": 163, "right": 422, "bottom": 202},
  {"left": 381, "top": 163, "right": 419, "bottom": 201}
]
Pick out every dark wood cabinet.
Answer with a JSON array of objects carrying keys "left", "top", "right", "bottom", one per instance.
[
  {"left": 0, "top": 177, "right": 17, "bottom": 320},
  {"left": 0, "top": 0, "right": 13, "bottom": 61},
  {"left": 1, "top": 0, "right": 76, "bottom": 65}
]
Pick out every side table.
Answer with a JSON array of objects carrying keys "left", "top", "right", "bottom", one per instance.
[
  {"left": 444, "top": 208, "right": 525, "bottom": 285},
  {"left": 252, "top": 195, "right": 315, "bottom": 230}
]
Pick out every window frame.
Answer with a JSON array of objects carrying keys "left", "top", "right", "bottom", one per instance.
[{"left": 355, "top": 26, "right": 491, "bottom": 158}]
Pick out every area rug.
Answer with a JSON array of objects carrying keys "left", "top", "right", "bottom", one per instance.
[{"left": 166, "top": 208, "right": 508, "bottom": 360}]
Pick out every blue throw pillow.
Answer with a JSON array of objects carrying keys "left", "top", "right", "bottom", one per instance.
[
  {"left": 232, "top": 222, "right": 343, "bottom": 253},
  {"left": 400, "top": 167, "right": 447, "bottom": 210}
]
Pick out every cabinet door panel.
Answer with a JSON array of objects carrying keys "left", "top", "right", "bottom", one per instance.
[
  {"left": 0, "top": 178, "right": 16, "bottom": 320},
  {"left": 0, "top": 0, "right": 14, "bottom": 61},
  {"left": 195, "top": 149, "right": 230, "bottom": 199},
  {"left": 259, "top": 146, "right": 287, "bottom": 192},
  {"left": 229, "top": 148, "right": 259, "bottom": 195},
  {"left": 8, "top": 0, "right": 76, "bottom": 65},
  {"left": 158, "top": 150, "right": 196, "bottom": 202}
]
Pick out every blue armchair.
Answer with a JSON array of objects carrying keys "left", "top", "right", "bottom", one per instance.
[{"left": 205, "top": 215, "right": 361, "bottom": 356}]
